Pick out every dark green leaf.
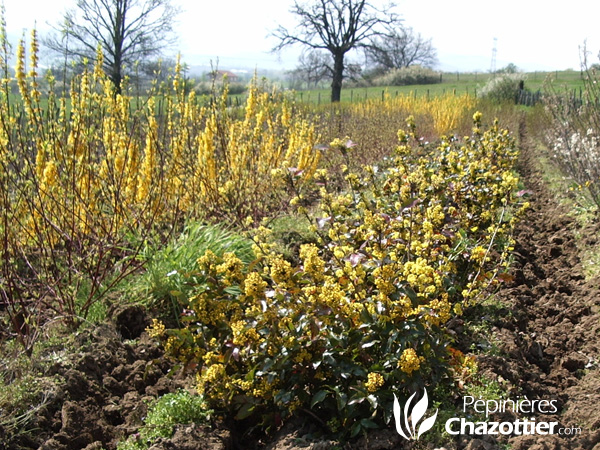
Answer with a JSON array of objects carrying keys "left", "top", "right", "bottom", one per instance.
[
  {"left": 235, "top": 402, "right": 255, "bottom": 420},
  {"left": 310, "top": 390, "right": 328, "bottom": 408},
  {"left": 350, "top": 421, "right": 363, "bottom": 437},
  {"left": 360, "top": 418, "right": 379, "bottom": 429}
]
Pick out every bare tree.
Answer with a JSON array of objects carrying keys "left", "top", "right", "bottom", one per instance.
[
  {"left": 365, "top": 26, "right": 437, "bottom": 71},
  {"left": 288, "top": 50, "right": 332, "bottom": 88},
  {"left": 45, "top": 0, "right": 180, "bottom": 93},
  {"left": 288, "top": 50, "right": 364, "bottom": 90},
  {"left": 273, "top": 0, "right": 401, "bottom": 102}
]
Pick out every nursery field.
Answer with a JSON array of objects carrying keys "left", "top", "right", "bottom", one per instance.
[
  {"left": 1, "top": 39, "right": 599, "bottom": 450},
  {"left": 292, "top": 69, "right": 586, "bottom": 104}
]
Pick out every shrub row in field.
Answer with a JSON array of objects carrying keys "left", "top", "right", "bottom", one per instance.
[{"left": 149, "top": 113, "right": 528, "bottom": 439}]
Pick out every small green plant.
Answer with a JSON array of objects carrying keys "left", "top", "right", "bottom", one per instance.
[
  {"left": 0, "top": 374, "right": 46, "bottom": 437},
  {"left": 117, "top": 390, "right": 212, "bottom": 450},
  {"left": 264, "top": 214, "right": 318, "bottom": 262},
  {"left": 133, "top": 222, "right": 254, "bottom": 320}
]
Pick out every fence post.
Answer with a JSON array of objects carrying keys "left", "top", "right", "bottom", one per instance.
[
  {"left": 351, "top": 90, "right": 353, "bottom": 102},
  {"left": 318, "top": 92, "right": 321, "bottom": 105},
  {"left": 382, "top": 90, "right": 385, "bottom": 102}
]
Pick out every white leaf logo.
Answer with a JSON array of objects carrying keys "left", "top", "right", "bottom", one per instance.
[{"left": 393, "top": 388, "right": 438, "bottom": 440}]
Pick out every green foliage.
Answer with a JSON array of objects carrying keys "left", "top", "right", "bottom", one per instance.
[
  {"left": 264, "top": 214, "right": 318, "bottom": 262},
  {"left": 0, "top": 337, "right": 66, "bottom": 442},
  {"left": 0, "top": 374, "right": 45, "bottom": 433},
  {"left": 134, "top": 222, "right": 254, "bottom": 319},
  {"left": 117, "top": 390, "right": 212, "bottom": 450},
  {"left": 496, "top": 63, "right": 519, "bottom": 74},
  {"left": 195, "top": 80, "right": 246, "bottom": 96}
]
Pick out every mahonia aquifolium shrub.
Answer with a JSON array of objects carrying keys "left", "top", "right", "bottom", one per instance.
[{"left": 148, "top": 113, "right": 529, "bottom": 439}]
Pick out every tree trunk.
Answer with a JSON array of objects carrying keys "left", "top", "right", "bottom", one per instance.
[
  {"left": 110, "top": 67, "right": 122, "bottom": 95},
  {"left": 331, "top": 51, "right": 344, "bottom": 103},
  {"left": 112, "top": 0, "right": 124, "bottom": 94}
]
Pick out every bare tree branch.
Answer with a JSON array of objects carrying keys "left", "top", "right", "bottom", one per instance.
[
  {"left": 272, "top": 0, "right": 401, "bottom": 102},
  {"left": 44, "top": 0, "right": 180, "bottom": 93},
  {"left": 364, "top": 26, "right": 437, "bottom": 70}
]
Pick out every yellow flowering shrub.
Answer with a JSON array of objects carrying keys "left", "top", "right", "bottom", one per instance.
[
  {"left": 0, "top": 34, "right": 319, "bottom": 338},
  {"left": 315, "top": 93, "right": 478, "bottom": 179},
  {"left": 152, "top": 115, "right": 527, "bottom": 439}
]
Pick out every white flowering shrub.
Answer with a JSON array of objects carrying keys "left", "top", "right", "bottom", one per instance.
[
  {"left": 371, "top": 65, "right": 441, "bottom": 86},
  {"left": 478, "top": 73, "right": 525, "bottom": 103},
  {"left": 544, "top": 53, "right": 600, "bottom": 207},
  {"left": 547, "top": 127, "right": 600, "bottom": 204}
]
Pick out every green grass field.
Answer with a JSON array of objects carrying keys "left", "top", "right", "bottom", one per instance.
[{"left": 290, "top": 69, "right": 587, "bottom": 104}]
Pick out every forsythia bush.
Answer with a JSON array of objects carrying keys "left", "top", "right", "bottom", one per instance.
[
  {"left": 150, "top": 113, "right": 527, "bottom": 438},
  {"left": 315, "top": 93, "right": 478, "bottom": 177},
  {"left": 0, "top": 32, "right": 319, "bottom": 338},
  {"left": 347, "top": 93, "right": 477, "bottom": 137}
]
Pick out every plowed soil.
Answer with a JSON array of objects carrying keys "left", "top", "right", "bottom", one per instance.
[
  {"left": 472, "top": 129, "right": 600, "bottom": 450},
  {"left": 3, "top": 127, "right": 600, "bottom": 450}
]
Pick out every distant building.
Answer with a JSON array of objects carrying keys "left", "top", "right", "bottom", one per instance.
[{"left": 211, "top": 70, "right": 239, "bottom": 82}]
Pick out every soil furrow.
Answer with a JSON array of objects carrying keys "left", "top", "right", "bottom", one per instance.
[{"left": 477, "top": 125, "right": 600, "bottom": 450}]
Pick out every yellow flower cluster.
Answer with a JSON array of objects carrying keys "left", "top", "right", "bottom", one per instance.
[
  {"left": 268, "top": 256, "right": 294, "bottom": 286},
  {"left": 299, "top": 243, "right": 325, "bottom": 281},
  {"left": 145, "top": 319, "right": 166, "bottom": 338},
  {"left": 3, "top": 41, "right": 321, "bottom": 309},
  {"left": 398, "top": 348, "right": 425, "bottom": 374},
  {"left": 470, "top": 246, "right": 487, "bottom": 264},
  {"left": 196, "top": 364, "right": 226, "bottom": 395},
  {"left": 366, "top": 372, "right": 385, "bottom": 393},
  {"left": 243, "top": 271, "right": 267, "bottom": 298},
  {"left": 345, "top": 93, "right": 477, "bottom": 137},
  {"left": 216, "top": 252, "right": 244, "bottom": 283},
  {"left": 231, "top": 320, "right": 261, "bottom": 347}
]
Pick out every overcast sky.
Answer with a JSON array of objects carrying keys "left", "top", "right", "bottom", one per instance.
[{"left": 4, "top": 0, "right": 600, "bottom": 73}]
